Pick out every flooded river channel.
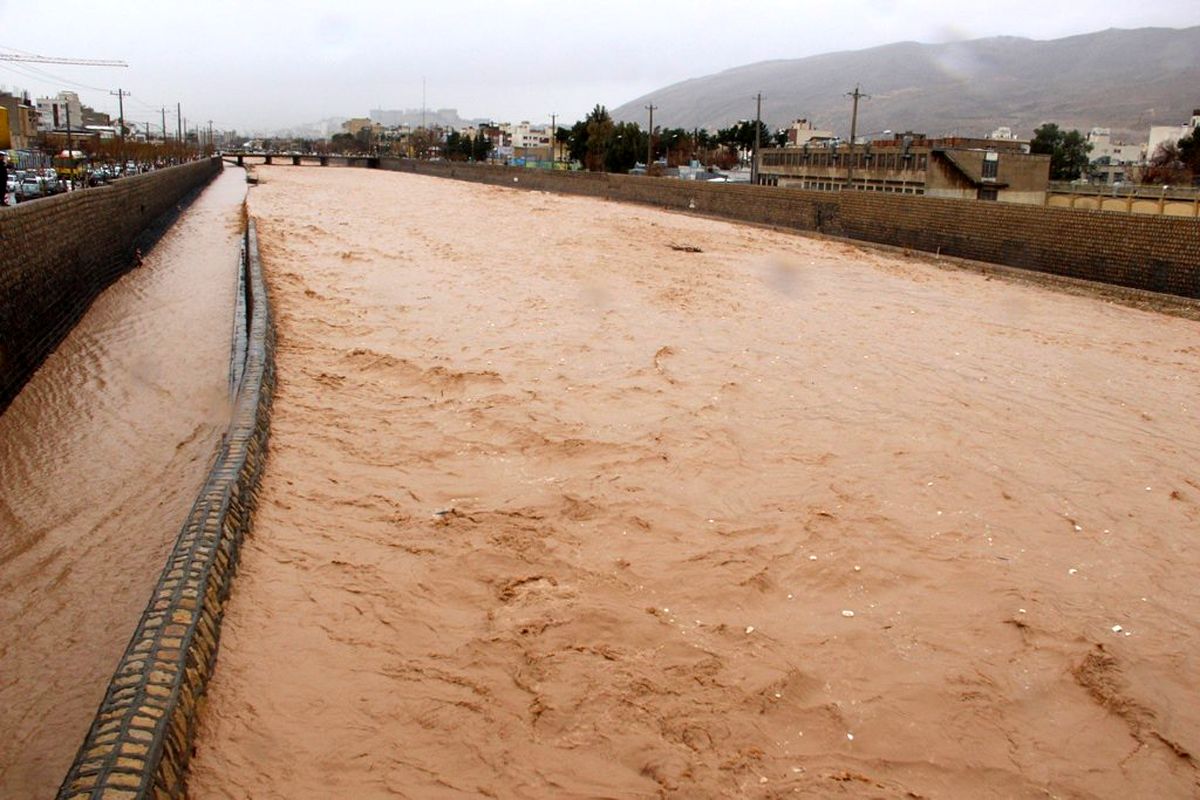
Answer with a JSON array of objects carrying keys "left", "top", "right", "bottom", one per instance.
[{"left": 0, "top": 167, "right": 246, "bottom": 797}]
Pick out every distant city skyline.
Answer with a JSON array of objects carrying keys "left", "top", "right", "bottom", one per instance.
[{"left": 2, "top": 0, "right": 1199, "bottom": 134}]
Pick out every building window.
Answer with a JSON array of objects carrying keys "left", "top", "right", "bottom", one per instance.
[
  {"left": 978, "top": 187, "right": 998, "bottom": 201},
  {"left": 982, "top": 158, "right": 998, "bottom": 179}
]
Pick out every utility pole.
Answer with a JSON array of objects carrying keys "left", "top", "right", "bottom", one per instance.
[
  {"left": 752, "top": 92, "right": 762, "bottom": 185},
  {"left": 109, "top": 89, "right": 127, "bottom": 139},
  {"left": 645, "top": 103, "right": 657, "bottom": 174},
  {"left": 208, "top": 120, "right": 214, "bottom": 153},
  {"left": 550, "top": 113, "right": 556, "bottom": 165},
  {"left": 176, "top": 103, "right": 182, "bottom": 144},
  {"left": 65, "top": 101, "right": 73, "bottom": 158},
  {"left": 844, "top": 85, "right": 869, "bottom": 190},
  {"left": 161, "top": 107, "right": 167, "bottom": 142}
]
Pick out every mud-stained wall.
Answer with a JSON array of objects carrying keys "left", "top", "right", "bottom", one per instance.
[
  {"left": 0, "top": 158, "right": 222, "bottom": 411},
  {"left": 380, "top": 159, "right": 1200, "bottom": 300}
]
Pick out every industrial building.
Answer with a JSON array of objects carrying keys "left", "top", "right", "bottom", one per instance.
[{"left": 756, "top": 133, "right": 1051, "bottom": 204}]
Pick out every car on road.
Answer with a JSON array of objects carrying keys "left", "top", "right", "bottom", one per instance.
[{"left": 17, "top": 176, "right": 43, "bottom": 202}]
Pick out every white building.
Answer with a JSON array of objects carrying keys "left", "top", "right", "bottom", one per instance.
[
  {"left": 1086, "top": 128, "right": 1143, "bottom": 164},
  {"left": 511, "top": 121, "right": 550, "bottom": 150},
  {"left": 36, "top": 91, "right": 82, "bottom": 131},
  {"left": 1147, "top": 108, "right": 1200, "bottom": 159}
]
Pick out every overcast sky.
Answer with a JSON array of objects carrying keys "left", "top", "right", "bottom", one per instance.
[{"left": 2, "top": 0, "right": 1198, "bottom": 133}]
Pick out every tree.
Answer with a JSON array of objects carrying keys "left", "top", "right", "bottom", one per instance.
[
  {"left": 584, "top": 105, "right": 614, "bottom": 171},
  {"left": 471, "top": 132, "right": 492, "bottom": 162},
  {"left": 1142, "top": 141, "right": 1189, "bottom": 185},
  {"left": 604, "top": 121, "right": 647, "bottom": 173},
  {"left": 1179, "top": 125, "right": 1200, "bottom": 180},
  {"left": 1030, "top": 123, "right": 1092, "bottom": 181}
]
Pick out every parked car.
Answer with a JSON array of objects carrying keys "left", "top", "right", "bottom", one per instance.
[{"left": 17, "top": 176, "right": 43, "bottom": 202}]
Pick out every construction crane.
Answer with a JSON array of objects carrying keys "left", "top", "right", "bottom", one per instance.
[{"left": 0, "top": 53, "right": 127, "bottom": 67}]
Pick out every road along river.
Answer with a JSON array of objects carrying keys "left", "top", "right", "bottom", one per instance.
[{"left": 0, "top": 167, "right": 246, "bottom": 798}]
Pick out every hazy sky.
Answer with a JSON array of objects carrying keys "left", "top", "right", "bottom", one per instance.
[{"left": 2, "top": 0, "right": 1198, "bottom": 133}]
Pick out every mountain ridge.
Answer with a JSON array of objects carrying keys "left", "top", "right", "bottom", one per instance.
[{"left": 610, "top": 26, "right": 1200, "bottom": 141}]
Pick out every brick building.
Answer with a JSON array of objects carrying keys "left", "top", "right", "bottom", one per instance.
[
  {"left": 756, "top": 133, "right": 1051, "bottom": 204},
  {"left": 0, "top": 90, "right": 40, "bottom": 150}
]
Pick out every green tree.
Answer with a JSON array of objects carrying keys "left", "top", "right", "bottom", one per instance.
[
  {"left": 584, "top": 105, "right": 614, "bottom": 171},
  {"left": 1030, "top": 123, "right": 1092, "bottom": 181},
  {"left": 604, "top": 121, "right": 647, "bottom": 173},
  {"left": 471, "top": 132, "right": 492, "bottom": 162}
]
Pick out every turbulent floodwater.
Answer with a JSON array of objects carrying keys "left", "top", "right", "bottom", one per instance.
[
  {"left": 189, "top": 167, "right": 1200, "bottom": 798},
  {"left": 0, "top": 167, "right": 246, "bottom": 797}
]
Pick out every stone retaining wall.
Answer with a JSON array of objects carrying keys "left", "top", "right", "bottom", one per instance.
[
  {"left": 56, "top": 220, "right": 275, "bottom": 800},
  {"left": 0, "top": 158, "right": 222, "bottom": 411},
  {"left": 379, "top": 159, "right": 1200, "bottom": 301}
]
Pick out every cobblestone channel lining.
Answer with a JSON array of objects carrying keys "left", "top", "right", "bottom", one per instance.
[{"left": 56, "top": 220, "right": 275, "bottom": 800}]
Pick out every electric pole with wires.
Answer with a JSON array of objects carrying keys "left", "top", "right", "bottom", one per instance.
[{"left": 844, "top": 85, "right": 869, "bottom": 190}]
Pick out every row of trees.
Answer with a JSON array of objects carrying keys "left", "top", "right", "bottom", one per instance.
[
  {"left": 563, "top": 105, "right": 771, "bottom": 173},
  {"left": 1032, "top": 121, "right": 1200, "bottom": 185}
]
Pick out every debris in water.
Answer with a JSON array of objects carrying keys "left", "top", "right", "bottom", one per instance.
[
  {"left": 842, "top": 610, "right": 855, "bottom": 618},
  {"left": 745, "top": 626, "right": 755, "bottom": 634},
  {"left": 670, "top": 243, "right": 703, "bottom": 253}
]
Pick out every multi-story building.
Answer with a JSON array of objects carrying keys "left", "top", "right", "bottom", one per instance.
[
  {"left": 1147, "top": 108, "right": 1200, "bottom": 159},
  {"left": 0, "top": 90, "right": 39, "bottom": 150},
  {"left": 36, "top": 91, "right": 83, "bottom": 131},
  {"left": 341, "top": 117, "right": 377, "bottom": 136},
  {"left": 784, "top": 119, "right": 835, "bottom": 147},
  {"left": 511, "top": 121, "right": 550, "bottom": 150},
  {"left": 1085, "top": 127, "right": 1144, "bottom": 184},
  {"left": 756, "top": 133, "right": 1050, "bottom": 204}
]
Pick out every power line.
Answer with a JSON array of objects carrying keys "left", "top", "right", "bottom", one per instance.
[{"left": 0, "top": 53, "right": 127, "bottom": 67}]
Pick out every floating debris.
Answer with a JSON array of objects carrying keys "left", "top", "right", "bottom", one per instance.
[
  {"left": 842, "top": 610, "right": 855, "bottom": 618},
  {"left": 670, "top": 243, "right": 703, "bottom": 253}
]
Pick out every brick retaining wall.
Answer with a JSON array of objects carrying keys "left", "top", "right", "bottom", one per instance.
[
  {"left": 0, "top": 158, "right": 222, "bottom": 411},
  {"left": 379, "top": 159, "right": 1200, "bottom": 301}
]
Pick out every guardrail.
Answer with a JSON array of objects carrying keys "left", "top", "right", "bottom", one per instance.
[{"left": 56, "top": 219, "right": 275, "bottom": 800}]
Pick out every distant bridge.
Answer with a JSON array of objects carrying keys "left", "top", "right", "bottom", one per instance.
[{"left": 220, "top": 152, "right": 381, "bottom": 169}]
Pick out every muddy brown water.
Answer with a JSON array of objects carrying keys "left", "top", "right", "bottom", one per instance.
[
  {"left": 0, "top": 167, "right": 246, "bottom": 797},
  {"left": 187, "top": 167, "right": 1200, "bottom": 799}
]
